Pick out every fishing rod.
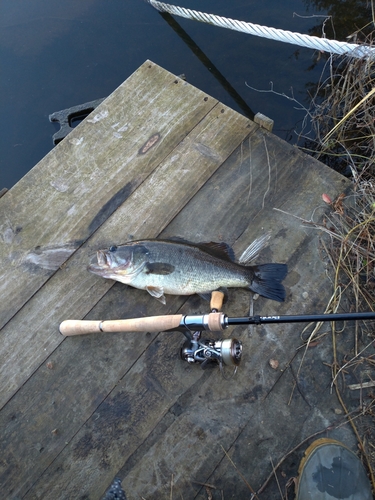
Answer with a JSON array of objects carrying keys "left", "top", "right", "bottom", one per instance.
[{"left": 60, "top": 304, "right": 375, "bottom": 373}]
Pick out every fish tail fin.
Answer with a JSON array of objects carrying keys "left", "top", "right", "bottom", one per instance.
[{"left": 250, "top": 264, "right": 288, "bottom": 302}]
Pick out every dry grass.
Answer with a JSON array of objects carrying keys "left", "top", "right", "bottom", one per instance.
[
  {"left": 302, "top": 33, "right": 375, "bottom": 182},
  {"left": 298, "top": 36, "right": 375, "bottom": 492}
]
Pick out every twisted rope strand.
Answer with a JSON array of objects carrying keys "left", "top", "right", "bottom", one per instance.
[{"left": 147, "top": 0, "right": 373, "bottom": 59}]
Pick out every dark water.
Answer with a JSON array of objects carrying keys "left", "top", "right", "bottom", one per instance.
[{"left": 0, "top": 0, "right": 364, "bottom": 189}]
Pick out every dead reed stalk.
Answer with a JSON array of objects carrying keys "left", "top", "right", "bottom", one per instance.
[{"left": 301, "top": 34, "right": 375, "bottom": 487}]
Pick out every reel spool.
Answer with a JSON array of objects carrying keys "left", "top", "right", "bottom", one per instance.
[{"left": 180, "top": 333, "right": 242, "bottom": 368}]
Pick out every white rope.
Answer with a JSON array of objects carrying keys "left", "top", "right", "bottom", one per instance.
[{"left": 147, "top": 0, "right": 374, "bottom": 59}]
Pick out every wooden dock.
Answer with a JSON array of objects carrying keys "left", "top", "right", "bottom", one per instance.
[{"left": 0, "top": 60, "right": 356, "bottom": 499}]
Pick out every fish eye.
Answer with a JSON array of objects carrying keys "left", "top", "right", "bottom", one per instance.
[{"left": 109, "top": 245, "right": 117, "bottom": 252}]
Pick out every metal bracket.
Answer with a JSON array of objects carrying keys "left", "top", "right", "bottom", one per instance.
[{"left": 49, "top": 97, "right": 106, "bottom": 145}]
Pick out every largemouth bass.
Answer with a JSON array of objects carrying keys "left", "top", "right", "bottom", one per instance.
[{"left": 88, "top": 239, "right": 287, "bottom": 304}]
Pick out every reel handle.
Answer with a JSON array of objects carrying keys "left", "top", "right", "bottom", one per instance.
[
  {"left": 210, "top": 290, "right": 225, "bottom": 311},
  {"left": 60, "top": 314, "right": 184, "bottom": 336}
]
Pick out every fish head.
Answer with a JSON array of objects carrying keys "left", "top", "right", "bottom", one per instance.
[{"left": 88, "top": 243, "right": 148, "bottom": 283}]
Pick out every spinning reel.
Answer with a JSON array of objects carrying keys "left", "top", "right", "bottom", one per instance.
[{"left": 179, "top": 291, "right": 242, "bottom": 373}]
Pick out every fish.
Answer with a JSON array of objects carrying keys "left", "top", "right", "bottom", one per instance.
[{"left": 88, "top": 238, "right": 287, "bottom": 305}]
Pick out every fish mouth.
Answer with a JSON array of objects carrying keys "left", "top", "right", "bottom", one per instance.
[
  {"left": 87, "top": 251, "right": 111, "bottom": 276},
  {"left": 87, "top": 250, "right": 140, "bottom": 280},
  {"left": 96, "top": 249, "right": 111, "bottom": 267}
]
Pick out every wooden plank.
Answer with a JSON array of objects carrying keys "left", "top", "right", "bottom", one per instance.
[
  {"left": 110, "top": 134, "right": 353, "bottom": 499},
  {"left": 0, "top": 60, "right": 218, "bottom": 330},
  {"left": 0, "top": 289, "right": 190, "bottom": 499},
  {"left": 2, "top": 130, "right": 351, "bottom": 499},
  {"left": 0, "top": 101, "right": 253, "bottom": 411},
  {"left": 0, "top": 104, "right": 256, "bottom": 498},
  {"left": 0, "top": 101, "right": 251, "bottom": 405}
]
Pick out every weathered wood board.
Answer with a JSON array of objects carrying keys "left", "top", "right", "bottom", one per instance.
[
  {"left": 0, "top": 65, "right": 253, "bottom": 409},
  {"left": 0, "top": 61, "right": 358, "bottom": 500}
]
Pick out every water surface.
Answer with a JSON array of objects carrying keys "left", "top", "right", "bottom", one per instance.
[{"left": 1, "top": 0, "right": 356, "bottom": 189}]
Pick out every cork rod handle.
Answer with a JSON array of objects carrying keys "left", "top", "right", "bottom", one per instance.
[{"left": 60, "top": 314, "right": 184, "bottom": 336}]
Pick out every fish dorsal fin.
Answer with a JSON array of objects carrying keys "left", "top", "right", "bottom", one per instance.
[
  {"left": 163, "top": 237, "right": 235, "bottom": 262},
  {"left": 196, "top": 242, "right": 235, "bottom": 262},
  {"left": 238, "top": 232, "right": 271, "bottom": 265}
]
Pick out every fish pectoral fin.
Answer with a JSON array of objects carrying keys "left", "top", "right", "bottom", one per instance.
[
  {"left": 146, "top": 285, "right": 166, "bottom": 305},
  {"left": 144, "top": 262, "right": 175, "bottom": 275}
]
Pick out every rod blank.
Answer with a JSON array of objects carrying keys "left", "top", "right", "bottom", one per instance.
[{"left": 227, "top": 312, "right": 375, "bottom": 326}]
